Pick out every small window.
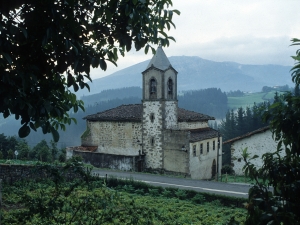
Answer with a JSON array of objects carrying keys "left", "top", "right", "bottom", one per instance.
[
  {"left": 238, "top": 158, "right": 241, "bottom": 162},
  {"left": 193, "top": 145, "right": 196, "bottom": 157},
  {"left": 150, "top": 113, "right": 155, "bottom": 122},
  {"left": 207, "top": 142, "right": 209, "bottom": 153},
  {"left": 213, "top": 140, "right": 215, "bottom": 150},
  {"left": 200, "top": 143, "right": 203, "bottom": 154},
  {"left": 150, "top": 137, "right": 155, "bottom": 146},
  {"left": 167, "top": 78, "right": 173, "bottom": 95}
]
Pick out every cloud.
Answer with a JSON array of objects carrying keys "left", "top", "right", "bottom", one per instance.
[
  {"left": 168, "top": 36, "right": 298, "bottom": 66},
  {"left": 90, "top": 1, "right": 300, "bottom": 79}
]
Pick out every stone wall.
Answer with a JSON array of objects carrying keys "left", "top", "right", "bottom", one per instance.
[
  {"left": 142, "top": 101, "right": 163, "bottom": 169},
  {"left": 0, "top": 164, "right": 83, "bottom": 184},
  {"left": 82, "top": 121, "right": 142, "bottom": 156},
  {"left": 164, "top": 101, "right": 178, "bottom": 129},
  {"left": 73, "top": 151, "right": 141, "bottom": 171}
]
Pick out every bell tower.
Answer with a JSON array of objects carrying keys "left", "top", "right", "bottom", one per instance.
[{"left": 141, "top": 45, "right": 178, "bottom": 169}]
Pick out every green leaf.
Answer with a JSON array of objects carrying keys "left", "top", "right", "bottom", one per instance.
[
  {"left": 172, "top": 9, "right": 181, "bottom": 15},
  {"left": 73, "top": 83, "right": 79, "bottom": 92},
  {"left": 168, "top": 36, "right": 176, "bottom": 42},
  {"left": 70, "top": 42, "right": 78, "bottom": 55},
  {"left": 51, "top": 127, "right": 59, "bottom": 142},
  {"left": 9, "top": 25, "right": 19, "bottom": 35},
  {"left": 29, "top": 122, "right": 37, "bottom": 131},
  {"left": 19, "top": 124, "right": 31, "bottom": 138},
  {"left": 84, "top": 83, "right": 90, "bottom": 92},
  {"left": 20, "top": 27, "right": 28, "bottom": 39},
  {"left": 125, "top": 4, "right": 131, "bottom": 16},
  {"left": 158, "top": 30, "right": 168, "bottom": 38},
  {"left": 71, "top": 118, "right": 77, "bottom": 124},
  {"left": 99, "top": 59, "right": 107, "bottom": 70},
  {"left": 2, "top": 52, "right": 12, "bottom": 64},
  {"left": 144, "top": 44, "right": 149, "bottom": 54},
  {"left": 91, "top": 57, "right": 99, "bottom": 68}
]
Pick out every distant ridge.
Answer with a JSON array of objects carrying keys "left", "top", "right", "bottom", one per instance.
[{"left": 75, "top": 56, "right": 293, "bottom": 97}]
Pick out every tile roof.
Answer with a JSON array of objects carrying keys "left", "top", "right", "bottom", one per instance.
[
  {"left": 189, "top": 128, "right": 220, "bottom": 142},
  {"left": 178, "top": 108, "right": 214, "bottom": 121},
  {"left": 83, "top": 104, "right": 142, "bottom": 122},
  {"left": 83, "top": 104, "right": 214, "bottom": 122},
  {"left": 223, "top": 126, "right": 270, "bottom": 145},
  {"left": 68, "top": 146, "right": 98, "bottom": 152}
]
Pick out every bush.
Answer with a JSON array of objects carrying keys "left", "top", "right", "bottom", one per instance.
[
  {"left": 221, "top": 165, "right": 235, "bottom": 175},
  {"left": 191, "top": 193, "right": 206, "bottom": 204}
]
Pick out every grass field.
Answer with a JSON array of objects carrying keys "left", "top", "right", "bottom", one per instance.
[{"left": 227, "top": 91, "right": 276, "bottom": 109}]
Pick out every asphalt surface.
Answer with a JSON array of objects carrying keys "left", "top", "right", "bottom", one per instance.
[{"left": 92, "top": 169, "right": 251, "bottom": 198}]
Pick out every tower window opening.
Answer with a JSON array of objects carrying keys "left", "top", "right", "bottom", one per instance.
[
  {"left": 150, "top": 79, "right": 157, "bottom": 94},
  {"left": 193, "top": 145, "right": 196, "bottom": 157},
  {"left": 167, "top": 78, "right": 173, "bottom": 95}
]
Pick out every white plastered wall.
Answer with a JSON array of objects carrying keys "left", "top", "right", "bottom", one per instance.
[
  {"left": 189, "top": 136, "right": 222, "bottom": 179},
  {"left": 231, "top": 130, "right": 279, "bottom": 175},
  {"left": 178, "top": 121, "right": 208, "bottom": 130}
]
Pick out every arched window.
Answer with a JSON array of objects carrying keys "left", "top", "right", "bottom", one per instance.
[
  {"left": 149, "top": 78, "right": 157, "bottom": 98},
  {"left": 167, "top": 78, "right": 173, "bottom": 95}
]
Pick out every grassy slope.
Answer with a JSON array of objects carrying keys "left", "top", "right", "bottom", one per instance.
[{"left": 227, "top": 91, "right": 276, "bottom": 109}]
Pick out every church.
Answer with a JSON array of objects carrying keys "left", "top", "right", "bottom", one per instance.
[{"left": 67, "top": 46, "right": 222, "bottom": 180}]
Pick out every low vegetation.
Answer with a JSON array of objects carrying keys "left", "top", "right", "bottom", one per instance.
[{"left": 0, "top": 161, "right": 246, "bottom": 224}]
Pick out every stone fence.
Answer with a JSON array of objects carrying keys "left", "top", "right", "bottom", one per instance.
[{"left": 0, "top": 164, "right": 85, "bottom": 184}]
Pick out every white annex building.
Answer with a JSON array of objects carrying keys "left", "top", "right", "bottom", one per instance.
[
  {"left": 223, "top": 126, "right": 279, "bottom": 175},
  {"left": 67, "top": 46, "right": 222, "bottom": 180}
]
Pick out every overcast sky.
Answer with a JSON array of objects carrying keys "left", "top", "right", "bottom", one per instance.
[{"left": 91, "top": 0, "right": 300, "bottom": 79}]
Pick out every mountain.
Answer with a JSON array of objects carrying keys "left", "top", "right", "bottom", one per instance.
[{"left": 77, "top": 56, "right": 293, "bottom": 97}]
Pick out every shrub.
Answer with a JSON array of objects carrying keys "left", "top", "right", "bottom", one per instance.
[
  {"left": 175, "top": 189, "right": 187, "bottom": 200},
  {"left": 221, "top": 164, "right": 235, "bottom": 175},
  {"left": 191, "top": 193, "right": 206, "bottom": 204}
]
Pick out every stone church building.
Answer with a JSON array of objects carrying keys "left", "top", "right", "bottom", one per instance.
[{"left": 67, "top": 46, "right": 222, "bottom": 180}]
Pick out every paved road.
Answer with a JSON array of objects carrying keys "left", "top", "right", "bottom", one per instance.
[{"left": 92, "top": 169, "right": 251, "bottom": 198}]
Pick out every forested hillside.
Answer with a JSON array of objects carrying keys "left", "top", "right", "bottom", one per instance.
[
  {"left": 81, "top": 87, "right": 142, "bottom": 106},
  {"left": 178, "top": 88, "right": 227, "bottom": 119}
]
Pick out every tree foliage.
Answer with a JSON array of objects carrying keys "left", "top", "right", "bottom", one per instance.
[
  {"left": 220, "top": 103, "right": 269, "bottom": 165},
  {"left": 178, "top": 88, "right": 228, "bottom": 118},
  {"left": 219, "top": 103, "right": 269, "bottom": 142},
  {"left": 243, "top": 38, "right": 300, "bottom": 225},
  {"left": 0, "top": 134, "right": 66, "bottom": 162},
  {"left": 0, "top": 0, "right": 179, "bottom": 141}
]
